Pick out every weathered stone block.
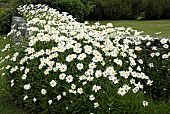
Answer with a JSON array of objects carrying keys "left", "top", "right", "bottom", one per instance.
[{"left": 11, "top": 16, "right": 27, "bottom": 43}]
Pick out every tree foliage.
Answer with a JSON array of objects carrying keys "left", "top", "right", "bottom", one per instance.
[{"left": 86, "top": 0, "right": 170, "bottom": 20}]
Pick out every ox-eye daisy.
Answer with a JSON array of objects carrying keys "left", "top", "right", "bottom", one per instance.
[
  {"left": 76, "top": 63, "right": 84, "bottom": 70},
  {"left": 41, "top": 89, "right": 47, "bottom": 95},
  {"left": 50, "top": 80, "right": 57, "bottom": 87},
  {"left": 66, "top": 75, "right": 73, "bottom": 83},
  {"left": 117, "top": 87, "right": 126, "bottom": 96}
]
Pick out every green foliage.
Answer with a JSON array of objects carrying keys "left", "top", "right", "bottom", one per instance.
[
  {"left": 58, "top": 0, "right": 94, "bottom": 22},
  {"left": 87, "top": 0, "right": 170, "bottom": 20},
  {"left": 161, "top": 0, "right": 170, "bottom": 19},
  {"left": 0, "top": 8, "right": 12, "bottom": 34},
  {"left": 142, "top": 0, "right": 170, "bottom": 19},
  {"left": 87, "top": 0, "right": 147, "bottom": 20},
  {"left": 10, "top": 0, "right": 94, "bottom": 22},
  {"left": 144, "top": 0, "right": 164, "bottom": 19}
]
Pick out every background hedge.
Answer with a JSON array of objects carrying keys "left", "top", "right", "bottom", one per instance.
[{"left": 86, "top": 0, "right": 170, "bottom": 20}]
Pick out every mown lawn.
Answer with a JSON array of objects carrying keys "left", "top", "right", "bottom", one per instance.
[
  {"left": 89, "top": 20, "right": 170, "bottom": 38},
  {"left": 0, "top": 35, "right": 28, "bottom": 114}
]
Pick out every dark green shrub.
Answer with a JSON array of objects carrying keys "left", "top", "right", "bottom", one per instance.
[
  {"left": 144, "top": 0, "right": 164, "bottom": 19},
  {"left": 87, "top": 0, "right": 148, "bottom": 20},
  {"left": 87, "top": 0, "right": 170, "bottom": 20},
  {"left": 162, "top": 0, "right": 170, "bottom": 18},
  {"left": 85, "top": 0, "right": 106, "bottom": 20},
  {"left": 87, "top": 0, "right": 125, "bottom": 20},
  {"left": 143, "top": 0, "right": 170, "bottom": 19},
  {"left": 57, "top": 0, "right": 94, "bottom": 22},
  {"left": 0, "top": 8, "right": 12, "bottom": 34}
]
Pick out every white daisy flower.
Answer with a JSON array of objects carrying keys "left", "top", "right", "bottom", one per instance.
[
  {"left": 33, "top": 98, "right": 37, "bottom": 102},
  {"left": 71, "top": 84, "right": 76, "bottom": 89},
  {"left": 146, "top": 42, "right": 151, "bottom": 46},
  {"left": 148, "top": 63, "right": 154, "bottom": 68},
  {"left": 23, "top": 95, "right": 28, "bottom": 100},
  {"left": 132, "top": 87, "right": 139, "bottom": 93},
  {"left": 160, "top": 38, "right": 168, "bottom": 44},
  {"left": 63, "top": 92, "right": 66, "bottom": 96},
  {"left": 137, "top": 66, "right": 142, "bottom": 71},
  {"left": 24, "top": 84, "right": 31, "bottom": 90},
  {"left": 77, "top": 53, "right": 86, "bottom": 60},
  {"left": 66, "top": 75, "right": 73, "bottom": 83},
  {"left": 57, "top": 95, "right": 62, "bottom": 100},
  {"left": 92, "top": 85, "right": 101, "bottom": 92},
  {"left": 86, "top": 76, "right": 94, "bottom": 81},
  {"left": 135, "top": 82, "right": 143, "bottom": 89},
  {"left": 94, "top": 102, "right": 99, "bottom": 108},
  {"left": 146, "top": 80, "right": 153, "bottom": 86},
  {"left": 114, "top": 58, "right": 122, "bottom": 66},
  {"left": 82, "top": 81, "right": 87, "bottom": 85},
  {"left": 89, "top": 95, "right": 95, "bottom": 101},
  {"left": 123, "top": 84, "right": 131, "bottom": 92},
  {"left": 88, "top": 62, "right": 96, "bottom": 69},
  {"left": 77, "top": 88, "right": 83, "bottom": 94},
  {"left": 138, "top": 59, "right": 143, "bottom": 64},
  {"left": 163, "top": 44, "right": 169, "bottom": 49},
  {"left": 95, "top": 70, "right": 102, "bottom": 78},
  {"left": 41, "top": 89, "right": 47, "bottom": 95},
  {"left": 85, "top": 69, "right": 94, "bottom": 76},
  {"left": 109, "top": 76, "right": 119, "bottom": 84},
  {"left": 84, "top": 45, "right": 92, "bottom": 54},
  {"left": 50, "top": 80, "right": 57, "bottom": 87},
  {"left": 59, "top": 73, "right": 66, "bottom": 80},
  {"left": 24, "top": 68, "right": 30, "bottom": 74},
  {"left": 155, "top": 52, "right": 160, "bottom": 57},
  {"left": 76, "top": 63, "right": 84, "bottom": 70},
  {"left": 48, "top": 100, "right": 53, "bottom": 105},
  {"left": 150, "top": 53, "right": 155, "bottom": 57},
  {"left": 22, "top": 74, "right": 27, "bottom": 80},
  {"left": 130, "top": 78, "right": 136, "bottom": 84},
  {"left": 162, "top": 54, "right": 169, "bottom": 59},
  {"left": 79, "top": 75, "right": 86, "bottom": 80},
  {"left": 117, "top": 87, "right": 126, "bottom": 96},
  {"left": 142, "top": 101, "right": 148, "bottom": 107},
  {"left": 59, "top": 64, "right": 67, "bottom": 72}
]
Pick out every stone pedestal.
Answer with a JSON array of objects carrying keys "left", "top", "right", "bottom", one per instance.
[{"left": 11, "top": 16, "right": 27, "bottom": 43}]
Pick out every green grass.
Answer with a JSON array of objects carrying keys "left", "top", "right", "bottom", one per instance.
[
  {"left": 89, "top": 20, "right": 170, "bottom": 38},
  {"left": 0, "top": 35, "right": 28, "bottom": 114}
]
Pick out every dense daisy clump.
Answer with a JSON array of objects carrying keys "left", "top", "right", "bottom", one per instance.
[
  {"left": 135, "top": 37, "right": 170, "bottom": 101},
  {"left": 0, "top": 4, "right": 170, "bottom": 113}
]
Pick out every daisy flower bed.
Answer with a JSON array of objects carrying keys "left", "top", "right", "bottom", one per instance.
[{"left": 0, "top": 4, "right": 170, "bottom": 114}]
